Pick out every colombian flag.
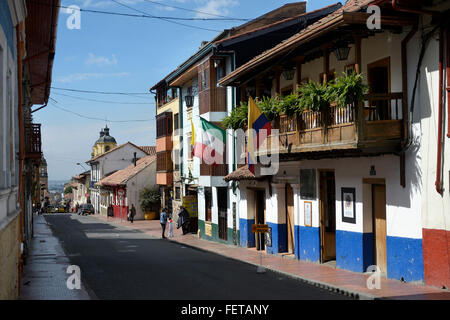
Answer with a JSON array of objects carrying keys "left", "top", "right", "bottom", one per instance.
[{"left": 247, "top": 97, "right": 272, "bottom": 174}]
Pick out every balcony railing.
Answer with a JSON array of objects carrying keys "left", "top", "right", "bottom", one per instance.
[
  {"left": 264, "top": 92, "right": 403, "bottom": 155},
  {"left": 199, "top": 87, "right": 227, "bottom": 115},
  {"left": 25, "top": 123, "right": 42, "bottom": 159}
]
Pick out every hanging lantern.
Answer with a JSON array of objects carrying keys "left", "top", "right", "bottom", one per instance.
[
  {"left": 334, "top": 42, "right": 351, "bottom": 61},
  {"left": 281, "top": 68, "right": 296, "bottom": 81}
]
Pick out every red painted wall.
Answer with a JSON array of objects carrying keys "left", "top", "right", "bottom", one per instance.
[
  {"left": 112, "top": 187, "right": 128, "bottom": 220},
  {"left": 422, "top": 228, "right": 450, "bottom": 288}
]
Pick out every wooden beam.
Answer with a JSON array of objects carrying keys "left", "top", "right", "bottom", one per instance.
[
  {"left": 295, "top": 56, "right": 304, "bottom": 89},
  {"left": 342, "top": 12, "right": 418, "bottom": 27},
  {"left": 274, "top": 67, "right": 281, "bottom": 97}
]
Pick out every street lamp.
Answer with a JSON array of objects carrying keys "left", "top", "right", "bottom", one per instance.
[{"left": 76, "top": 163, "right": 87, "bottom": 171}]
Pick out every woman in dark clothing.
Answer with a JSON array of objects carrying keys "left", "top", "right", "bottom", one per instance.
[{"left": 177, "top": 206, "right": 190, "bottom": 235}]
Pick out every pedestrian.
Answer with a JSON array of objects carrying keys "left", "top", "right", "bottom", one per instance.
[
  {"left": 160, "top": 207, "right": 168, "bottom": 239},
  {"left": 168, "top": 216, "right": 174, "bottom": 238},
  {"left": 128, "top": 204, "right": 136, "bottom": 224},
  {"left": 177, "top": 206, "right": 190, "bottom": 235}
]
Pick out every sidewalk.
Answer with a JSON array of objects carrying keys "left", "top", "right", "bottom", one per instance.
[
  {"left": 19, "top": 215, "right": 92, "bottom": 300},
  {"left": 94, "top": 214, "right": 450, "bottom": 300}
]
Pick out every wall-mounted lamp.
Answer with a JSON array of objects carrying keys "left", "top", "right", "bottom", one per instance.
[
  {"left": 334, "top": 42, "right": 351, "bottom": 61},
  {"left": 281, "top": 68, "right": 296, "bottom": 81}
]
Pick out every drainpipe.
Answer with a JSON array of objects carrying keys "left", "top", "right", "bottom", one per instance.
[
  {"left": 446, "top": 27, "right": 450, "bottom": 139},
  {"left": 436, "top": 26, "right": 444, "bottom": 195}
]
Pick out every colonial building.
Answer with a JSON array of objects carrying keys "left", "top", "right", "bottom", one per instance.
[
  {"left": 86, "top": 141, "right": 151, "bottom": 215},
  {"left": 73, "top": 171, "right": 91, "bottom": 208},
  {"left": 39, "top": 155, "right": 48, "bottom": 203},
  {"left": 96, "top": 154, "right": 157, "bottom": 220},
  {"left": 0, "top": 0, "right": 60, "bottom": 299},
  {"left": 220, "top": 0, "right": 450, "bottom": 287},
  {"left": 152, "top": 1, "right": 340, "bottom": 245}
]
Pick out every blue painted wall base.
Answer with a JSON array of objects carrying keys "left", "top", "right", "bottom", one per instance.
[
  {"left": 299, "top": 226, "right": 320, "bottom": 263},
  {"left": 239, "top": 218, "right": 255, "bottom": 248}
]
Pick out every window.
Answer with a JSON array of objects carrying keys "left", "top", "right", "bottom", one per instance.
[
  {"left": 200, "top": 69, "right": 208, "bottom": 91},
  {"left": 205, "top": 187, "right": 212, "bottom": 222},
  {"left": 105, "top": 146, "right": 110, "bottom": 152},
  {"left": 215, "top": 59, "right": 225, "bottom": 85},
  {"left": 174, "top": 113, "right": 179, "bottom": 131},
  {"left": 156, "top": 113, "right": 173, "bottom": 138},
  {"left": 175, "top": 187, "right": 181, "bottom": 200}
]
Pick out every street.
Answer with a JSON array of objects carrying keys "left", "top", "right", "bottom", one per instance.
[{"left": 44, "top": 214, "right": 349, "bottom": 300}]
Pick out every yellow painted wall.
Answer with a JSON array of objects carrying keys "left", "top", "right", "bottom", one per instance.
[{"left": 0, "top": 216, "right": 19, "bottom": 299}]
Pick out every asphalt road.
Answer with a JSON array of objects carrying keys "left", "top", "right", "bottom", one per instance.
[{"left": 44, "top": 214, "right": 350, "bottom": 300}]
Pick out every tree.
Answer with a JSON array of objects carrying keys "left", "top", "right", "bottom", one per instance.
[{"left": 64, "top": 186, "right": 73, "bottom": 194}]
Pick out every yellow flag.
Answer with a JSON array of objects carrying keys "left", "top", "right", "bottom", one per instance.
[{"left": 191, "top": 119, "right": 195, "bottom": 146}]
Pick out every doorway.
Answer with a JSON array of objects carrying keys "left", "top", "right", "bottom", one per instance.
[
  {"left": 319, "top": 171, "right": 336, "bottom": 263},
  {"left": 255, "top": 190, "right": 266, "bottom": 251},
  {"left": 372, "top": 184, "right": 387, "bottom": 275},
  {"left": 218, "top": 187, "right": 228, "bottom": 241},
  {"left": 286, "top": 185, "right": 295, "bottom": 254},
  {"left": 368, "top": 57, "right": 391, "bottom": 120}
]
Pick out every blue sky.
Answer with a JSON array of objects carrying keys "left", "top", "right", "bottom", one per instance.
[{"left": 34, "top": 0, "right": 338, "bottom": 181}]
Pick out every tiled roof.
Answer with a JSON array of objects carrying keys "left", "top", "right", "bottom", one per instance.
[
  {"left": 87, "top": 142, "right": 149, "bottom": 163},
  {"left": 224, "top": 166, "right": 257, "bottom": 182},
  {"left": 219, "top": 0, "right": 374, "bottom": 86},
  {"left": 139, "top": 146, "right": 156, "bottom": 156},
  {"left": 96, "top": 155, "right": 156, "bottom": 187},
  {"left": 215, "top": 2, "right": 342, "bottom": 46}
]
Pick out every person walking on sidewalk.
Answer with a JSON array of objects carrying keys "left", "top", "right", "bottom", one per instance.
[
  {"left": 128, "top": 204, "right": 136, "bottom": 224},
  {"left": 160, "top": 208, "right": 168, "bottom": 239},
  {"left": 177, "top": 206, "right": 190, "bottom": 235}
]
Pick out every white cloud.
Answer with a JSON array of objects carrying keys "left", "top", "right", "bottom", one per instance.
[
  {"left": 85, "top": 53, "right": 118, "bottom": 66},
  {"left": 194, "top": 0, "right": 239, "bottom": 19}
]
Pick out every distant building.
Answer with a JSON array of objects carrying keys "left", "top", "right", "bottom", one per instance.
[
  {"left": 39, "top": 155, "right": 48, "bottom": 202},
  {"left": 91, "top": 126, "right": 117, "bottom": 158}
]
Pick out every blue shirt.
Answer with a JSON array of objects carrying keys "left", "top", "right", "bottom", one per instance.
[{"left": 160, "top": 211, "right": 168, "bottom": 224}]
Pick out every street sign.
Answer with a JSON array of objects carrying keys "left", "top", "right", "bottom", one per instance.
[{"left": 252, "top": 224, "right": 269, "bottom": 233}]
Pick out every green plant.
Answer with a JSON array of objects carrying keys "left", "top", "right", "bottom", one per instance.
[
  {"left": 279, "top": 93, "right": 301, "bottom": 116},
  {"left": 257, "top": 96, "right": 281, "bottom": 121},
  {"left": 296, "top": 80, "right": 330, "bottom": 112},
  {"left": 327, "top": 72, "right": 368, "bottom": 107},
  {"left": 139, "top": 187, "right": 160, "bottom": 212},
  {"left": 64, "top": 186, "right": 73, "bottom": 194},
  {"left": 222, "top": 101, "right": 248, "bottom": 130}
]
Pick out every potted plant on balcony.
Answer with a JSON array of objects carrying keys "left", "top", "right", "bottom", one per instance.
[
  {"left": 222, "top": 101, "right": 248, "bottom": 130},
  {"left": 139, "top": 187, "right": 160, "bottom": 220},
  {"left": 328, "top": 71, "right": 368, "bottom": 108}
]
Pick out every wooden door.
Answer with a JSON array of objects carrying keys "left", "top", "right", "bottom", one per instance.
[
  {"left": 319, "top": 171, "right": 336, "bottom": 263},
  {"left": 255, "top": 190, "right": 265, "bottom": 251},
  {"left": 286, "top": 185, "right": 295, "bottom": 254},
  {"left": 218, "top": 188, "right": 228, "bottom": 241},
  {"left": 372, "top": 184, "right": 387, "bottom": 274},
  {"left": 368, "top": 57, "right": 391, "bottom": 120}
]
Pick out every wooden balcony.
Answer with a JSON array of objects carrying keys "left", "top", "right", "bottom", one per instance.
[
  {"left": 199, "top": 87, "right": 227, "bottom": 115},
  {"left": 25, "top": 123, "right": 42, "bottom": 159},
  {"left": 200, "top": 163, "right": 228, "bottom": 177},
  {"left": 261, "top": 92, "right": 404, "bottom": 158},
  {"left": 157, "top": 152, "right": 173, "bottom": 173}
]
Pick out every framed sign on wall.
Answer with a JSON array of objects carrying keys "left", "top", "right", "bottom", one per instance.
[
  {"left": 304, "top": 201, "right": 312, "bottom": 227},
  {"left": 341, "top": 188, "right": 356, "bottom": 224}
]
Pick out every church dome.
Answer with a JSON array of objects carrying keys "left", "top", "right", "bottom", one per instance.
[{"left": 95, "top": 126, "right": 117, "bottom": 145}]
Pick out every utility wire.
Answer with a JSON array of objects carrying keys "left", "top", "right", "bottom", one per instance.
[
  {"left": 49, "top": 102, "right": 155, "bottom": 123},
  {"left": 51, "top": 87, "right": 153, "bottom": 97},
  {"left": 141, "top": 0, "right": 240, "bottom": 20},
  {"left": 52, "top": 92, "right": 154, "bottom": 105},
  {"left": 110, "top": 0, "right": 221, "bottom": 32}
]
